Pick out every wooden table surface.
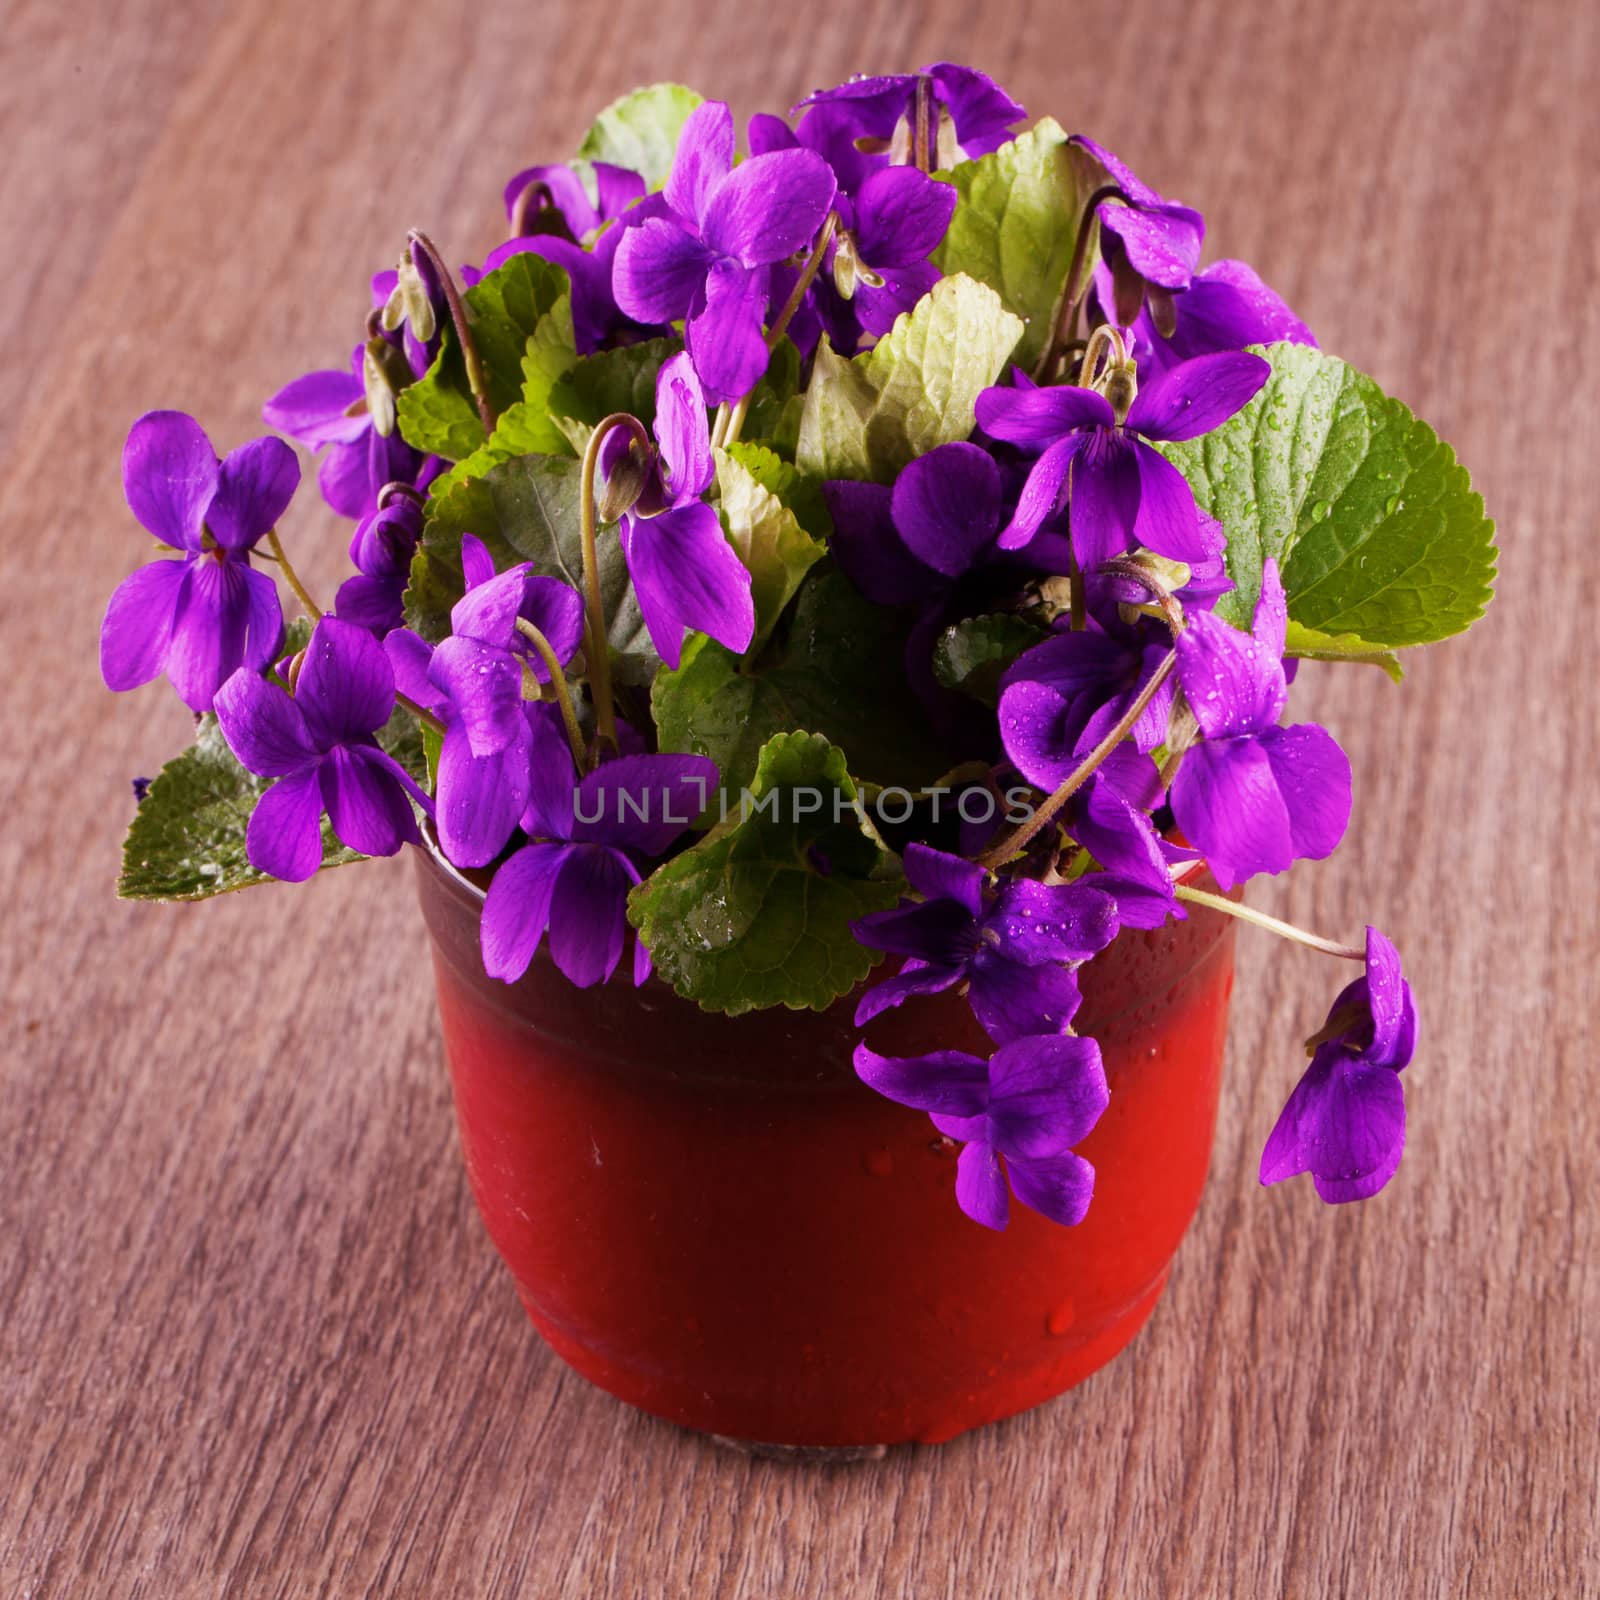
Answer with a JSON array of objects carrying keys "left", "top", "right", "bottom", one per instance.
[{"left": 3, "top": 0, "right": 1594, "bottom": 1594}]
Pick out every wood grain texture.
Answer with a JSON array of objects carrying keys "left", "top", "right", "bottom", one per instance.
[{"left": 2, "top": 0, "right": 1595, "bottom": 1593}]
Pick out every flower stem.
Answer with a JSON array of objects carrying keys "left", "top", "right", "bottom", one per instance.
[
  {"left": 263, "top": 530, "right": 442, "bottom": 736},
  {"left": 266, "top": 528, "right": 323, "bottom": 621},
  {"left": 577, "top": 413, "right": 649, "bottom": 755},
  {"left": 1032, "top": 183, "right": 1129, "bottom": 383},
  {"left": 376, "top": 480, "right": 428, "bottom": 510},
  {"left": 913, "top": 76, "right": 933, "bottom": 172},
  {"left": 1172, "top": 885, "right": 1365, "bottom": 960},
  {"left": 395, "top": 692, "right": 446, "bottom": 737},
  {"left": 407, "top": 229, "right": 496, "bottom": 439},
  {"left": 1099, "top": 556, "right": 1187, "bottom": 636},
  {"left": 978, "top": 648, "right": 1177, "bottom": 868},
  {"left": 717, "top": 213, "right": 840, "bottom": 454},
  {"left": 516, "top": 618, "right": 587, "bottom": 767}
]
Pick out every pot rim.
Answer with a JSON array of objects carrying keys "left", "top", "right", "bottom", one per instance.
[{"left": 412, "top": 822, "right": 1236, "bottom": 1040}]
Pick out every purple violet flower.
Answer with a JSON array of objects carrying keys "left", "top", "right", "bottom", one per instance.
[
  {"left": 606, "top": 351, "right": 755, "bottom": 668},
  {"left": 481, "top": 707, "right": 718, "bottom": 987},
  {"left": 101, "top": 411, "right": 296, "bottom": 714},
  {"left": 1000, "top": 602, "right": 1177, "bottom": 771},
  {"left": 501, "top": 161, "right": 644, "bottom": 242},
  {"left": 1093, "top": 259, "right": 1316, "bottom": 382},
  {"left": 262, "top": 344, "right": 434, "bottom": 520},
  {"left": 851, "top": 842, "right": 1119, "bottom": 1041},
  {"left": 612, "top": 101, "right": 837, "bottom": 402},
  {"left": 384, "top": 630, "right": 525, "bottom": 872},
  {"left": 427, "top": 533, "right": 586, "bottom": 758},
  {"left": 1071, "top": 137, "right": 1206, "bottom": 316},
  {"left": 794, "top": 64, "right": 1025, "bottom": 165},
  {"left": 491, "top": 162, "right": 660, "bottom": 353},
  {"left": 383, "top": 534, "right": 584, "bottom": 870},
  {"left": 749, "top": 104, "right": 882, "bottom": 201},
  {"left": 334, "top": 495, "right": 423, "bottom": 637},
  {"left": 1169, "top": 560, "right": 1352, "bottom": 889},
  {"left": 1260, "top": 927, "right": 1416, "bottom": 1203},
  {"left": 811, "top": 165, "right": 957, "bottom": 353},
  {"left": 976, "top": 352, "right": 1269, "bottom": 565},
  {"left": 854, "top": 1032, "right": 1109, "bottom": 1228},
  {"left": 213, "top": 615, "right": 433, "bottom": 881},
  {"left": 825, "top": 440, "right": 1006, "bottom": 605}
]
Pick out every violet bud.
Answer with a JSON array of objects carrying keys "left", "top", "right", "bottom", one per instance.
[
  {"left": 362, "top": 336, "right": 411, "bottom": 437},
  {"left": 596, "top": 430, "right": 652, "bottom": 523}
]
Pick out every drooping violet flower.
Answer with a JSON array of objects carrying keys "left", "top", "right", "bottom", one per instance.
[
  {"left": 851, "top": 842, "right": 1119, "bottom": 1041},
  {"left": 101, "top": 411, "right": 295, "bottom": 714},
  {"left": 977, "top": 352, "right": 1269, "bottom": 565},
  {"left": 501, "top": 161, "right": 644, "bottom": 242},
  {"left": 854, "top": 1032, "right": 1109, "bottom": 1228},
  {"left": 213, "top": 615, "right": 433, "bottom": 881},
  {"left": 1260, "top": 927, "right": 1416, "bottom": 1203},
  {"left": 491, "top": 162, "right": 664, "bottom": 353},
  {"left": 794, "top": 64, "right": 1025, "bottom": 165},
  {"left": 603, "top": 352, "right": 754, "bottom": 668},
  {"left": 428, "top": 533, "right": 585, "bottom": 757},
  {"left": 1169, "top": 560, "right": 1352, "bottom": 889},
  {"left": 1092, "top": 259, "right": 1316, "bottom": 382},
  {"left": 334, "top": 495, "right": 423, "bottom": 637},
  {"left": 1070, "top": 136, "right": 1206, "bottom": 319},
  {"left": 481, "top": 706, "right": 718, "bottom": 987},
  {"left": 612, "top": 101, "right": 836, "bottom": 402},
  {"left": 261, "top": 344, "right": 434, "bottom": 520}
]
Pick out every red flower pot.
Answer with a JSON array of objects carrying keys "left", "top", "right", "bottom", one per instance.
[{"left": 413, "top": 843, "right": 1237, "bottom": 1449}]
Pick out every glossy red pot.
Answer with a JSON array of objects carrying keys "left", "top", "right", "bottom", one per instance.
[{"left": 413, "top": 843, "right": 1237, "bottom": 1449}]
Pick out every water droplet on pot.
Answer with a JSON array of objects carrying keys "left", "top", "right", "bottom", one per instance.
[{"left": 1046, "top": 1300, "right": 1076, "bottom": 1337}]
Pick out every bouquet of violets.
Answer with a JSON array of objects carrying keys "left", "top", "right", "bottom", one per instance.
[{"left": 105, "top": 67, "right": 1494, "bottom": 1233}]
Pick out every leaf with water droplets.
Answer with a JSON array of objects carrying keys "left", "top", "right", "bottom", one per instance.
[
  {"left": 117, "top": 695, "right": 425, "bottom": 902},
  {"left": 1157, "top": 341, "right": 1496, "bottom": 646},
  {"left": 627, "top": 731, "right": 904, "bottom": 1014}
]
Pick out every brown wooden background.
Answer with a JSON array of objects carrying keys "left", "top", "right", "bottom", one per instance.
[{"left": 3, "top": 0, "right": 1595, "bottom": 1594}]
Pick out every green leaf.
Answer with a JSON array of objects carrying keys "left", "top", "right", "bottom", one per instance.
[
  {"left": 403, "top": 473, "right": 500, "bottom": 640},
  {"left": 486, "top": 453, "right": 661, "bottom": 688},
  {"left": 933, "top": 612, "right": 1051, "bottom": 705},
  {"left": 627, "top": 731, "right": 904, "bottom": 1014},
  {"left": 434, "top": 297, "right": 580, "bottom": 488},
  {"left": 421, "top": 718, "right": 444, "bottom": 788},
  {"left": 1156, "top": 341, "right": 1497, "bottom": 645},
  {"left": 652, "top": 567, "right": 949, "bottom": 799},
  {"left": 931, "top": 117, "right": 1096, "bottom": 371},
  {"left": 404, "top": 453, "right": 660, "bottom": 685},
  {"left": 724, "top": 439, "right": 832, "bottom": 541},
  {"left": 713, "top": 447, "right": 826, "bottom": 656},
  {"left": 575, "top": 83, "right": 703, "bottom": 190},
  {"left": 396, "top": 253, "right": 571, "bottom": 460},
  {"left": 117, "top": 704, "right": 425, "bottom": 902},
  {"left": 738, "top": 339, "right": 804, "bottom": 458},
  {"left": 1283, "top": 620, "right": 1403, "bottom": 682},
  {"left": 795, "top": 272, "right": 1023, "bottom": 483},
  {"left": 547, "top": 337, "right": 674, "bottom": 455}
]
